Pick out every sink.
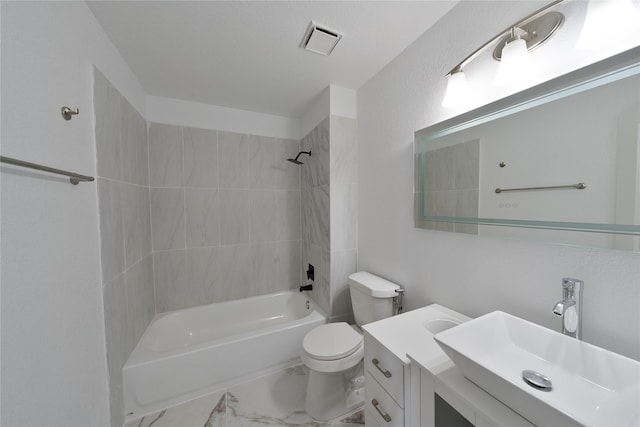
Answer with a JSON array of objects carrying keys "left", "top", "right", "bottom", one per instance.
[
  {"left": 424, "top": 318, "right": 461, "bottom": 334},
  {"left": 434, "top": 311, "right": 640, "bottom": 427}
]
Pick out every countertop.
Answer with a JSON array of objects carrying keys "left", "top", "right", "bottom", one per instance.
[{"left": 362, "top": 303, "right": 472, "bottom": 368}]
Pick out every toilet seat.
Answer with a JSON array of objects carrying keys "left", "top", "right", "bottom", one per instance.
[{"left": 301, "top": 322, "right": 364, "bottom": 373}]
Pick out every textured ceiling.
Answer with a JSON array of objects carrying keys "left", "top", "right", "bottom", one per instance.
[{"left": 87, "top": 1, "right": 457, "bottom": 117}]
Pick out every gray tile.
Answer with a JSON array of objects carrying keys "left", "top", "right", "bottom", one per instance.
[
  {"left": 276, "top": 240, "right": 301, "bottom": 290},
  {"left": 184, "top": 127, "right": 218, "bottom": 188},
  {"left": 94, "top": 68, "right": 123, "bottom": 180},
  {"left": 454, "top": 189, "right": 479, "bottom": 235},
  {"left": 125, "top": 255, "right": 155, "bottom": 348},
  {"left": 453, "top": 139, "right": 480, "bottom": 190},
  {"left": 250, "top": 242, "right": 278, "bottom": 294},
  {"left": 103, "top": 274, "right": 127, "bottom": 427},
  {"left": 302, "top": 184, "right": 329, "bottom": 249},
  {"left": 149, "top": 123, "right": 183, "bottom": 187},
  {"left": 219, "top": 190, "right": 250, "bottom": 245},
  {"left": 154, "top": 250, "right": 187, "bottom": 313},
  {"left": 275, "top": 190, "right": 301, "bottom": 241},
  {"left": 274, "top": 139, "right": 301, "bottom": 190},
  {"left": 455, "top": 189, "right": 479, "bottom": 218},
  {"left": 300, "top": 117, "right": 330, "bottom": 189},
  {"left": 424, "top": 190, "right": 456, "bottom": 218},
  {"left": 98, "top": 178, "right": 125, "bottom": 283},
  {"left": 425, "top": 147, "right": 454, "bottom": 191},
  {"left": 319, "top": 248, "right": 331, "bottom": 315},
  {"left": 123, "top": 184, "right": 152, "bottom": 268},
  {"left": 302, "top": 241, "right": 328, "bottom": 314},
  {"left": 248, "top": 135, "right": 275, "bottom": 189},
  {"left": 150, "top": 188, "right": 186, "bottom": 251},
  {"left": 103, "top": 273, "right": 128, "bottom": 374},
  {"left": 121, "top": 98, "right": 148, "bottom": 186},
  {"left": 218, "top": 131, "right": 249, "bottom": 189},
  {"left": 186, "top": 247, "right": 220, "bottom": 307},
  {"left": 186, "top": 188, "right": 220, "bottom": 248},
  {"left": 218, "top": 244, "right": 253, "bottom": 302},
  {"left": 249, "top": 190, "right": 276, "bottom": 243}
]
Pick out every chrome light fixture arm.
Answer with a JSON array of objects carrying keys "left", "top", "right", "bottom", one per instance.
[{"left": 445, "top": 0, "right": 564, "bottom": 77}]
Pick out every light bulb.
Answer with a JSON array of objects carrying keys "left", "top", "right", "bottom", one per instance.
[
  {"left": 442, "top": 70, "right": 469, "bottom": 108},
  {"left": 495, "top": 37, "right": 533, "bottom": 86},
  {"left": 495, "top": 38, "right": 532, "bottom": 86}
]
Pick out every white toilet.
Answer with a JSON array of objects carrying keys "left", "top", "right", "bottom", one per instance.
[{"left": 300, "top": 271, "right": 401, "bottom": 421}]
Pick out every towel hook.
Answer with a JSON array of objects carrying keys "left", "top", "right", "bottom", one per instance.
[{"left": 61, "top": 106, "right": 79, "bottom": 120}]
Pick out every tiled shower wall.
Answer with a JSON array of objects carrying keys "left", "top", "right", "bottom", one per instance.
[
  {"left": 95, "top": 68, "right": 356, "bottom": 423},
  {"left": 148, "top": 124, "right": 302, "bottom": 312},
  {"left": 95, "top": 70, "right": 303, "bottom": 425},
  {"left": 301, "top": 115, "right": 358, "bottom": 321},
  {"left": 94, "top": 69, "right": 154, "bottom": 427}
]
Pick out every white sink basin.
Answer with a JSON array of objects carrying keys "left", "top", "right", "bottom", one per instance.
[
  {"left": 434, "top": 311, "right": 640, "bottom": 427},
  {"left": 423, "top": 318, "right": 461, "bottom": 334}
]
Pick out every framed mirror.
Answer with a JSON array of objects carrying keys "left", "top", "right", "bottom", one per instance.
[{"left": 415, "top": 46, "right": 640, "bottom": 251}]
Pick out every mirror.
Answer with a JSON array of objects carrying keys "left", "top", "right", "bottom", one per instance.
[{"left": 415, "top": 47, "right": 640, "bottom": 251}]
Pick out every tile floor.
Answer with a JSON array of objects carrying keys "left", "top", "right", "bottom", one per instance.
[{"left": 125, "top": 364, "right": 364, "bottom": 427}]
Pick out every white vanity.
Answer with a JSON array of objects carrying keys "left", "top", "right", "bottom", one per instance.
[
  {"left": 363, "top": 304, "right": 640, "bottom": 427},
  {"left": 362, "top": 304, "right": 534, "bottom": 427}
]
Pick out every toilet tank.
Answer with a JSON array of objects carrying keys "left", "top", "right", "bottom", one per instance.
[{"left": 348, "top": 272, "right": 401, "bottom": 326}]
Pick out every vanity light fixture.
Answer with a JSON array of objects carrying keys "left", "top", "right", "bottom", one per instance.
[
  {"left": 576, "top": 0, "right": 640, "bottom": 50},
  {"left": 442, "top": 1, "right": 564, "bottom": 107}
]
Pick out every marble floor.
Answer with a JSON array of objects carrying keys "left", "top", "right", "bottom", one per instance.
[{"left": 124, "top": 364, "right": 364, "bottom": 427}]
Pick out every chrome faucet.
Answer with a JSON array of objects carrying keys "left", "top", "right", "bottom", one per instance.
[{"left": 552, "top": 278, "right": 583, "bottom": 339}]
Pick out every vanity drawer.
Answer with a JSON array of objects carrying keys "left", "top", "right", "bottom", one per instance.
[
  {"left": 364, "top": 408, "right": 383, "bottom": 427},
  {"left": 364, "top": 333, "right": 404, "bottom": 407},
  {"left": 365, "top": 370, "right": 404, "bottom": 427}
]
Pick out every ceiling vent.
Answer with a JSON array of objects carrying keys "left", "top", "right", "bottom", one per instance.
[{"left": 301, "top": 21, "right": 342, "bottom": 56}]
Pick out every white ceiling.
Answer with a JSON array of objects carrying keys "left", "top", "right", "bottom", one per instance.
[{"left": 87, "top": 1, "right": 457, "bottom": 118}]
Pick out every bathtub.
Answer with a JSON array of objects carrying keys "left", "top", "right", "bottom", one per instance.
[{"left": 122, "top": 290, "right": 327, "bottom": 417}]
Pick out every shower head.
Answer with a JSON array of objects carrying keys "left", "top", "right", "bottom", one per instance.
[{"left": 287, "top": 150, "right": 311, "bottom": 165}]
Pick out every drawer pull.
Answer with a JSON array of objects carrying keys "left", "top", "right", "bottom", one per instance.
[
  {"left": 372, "top": 358, "right": 392, "bottom": 378},
  {"left": 372, "top": 398, "right": 392, "bottom": 422}
]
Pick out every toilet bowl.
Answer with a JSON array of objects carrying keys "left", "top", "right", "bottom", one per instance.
[
  {"left": 301, "top": 322, "right": 365, "bottom": 420},
  {"left": 300, "top": 272, "right": 402, "bottom": 421}
]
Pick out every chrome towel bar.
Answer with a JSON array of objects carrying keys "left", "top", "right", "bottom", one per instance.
[
  {"left": 495, "top": 182, "right": 586, "bottom": 194},
  {"left": 0, "top": 155, "right": 95, "bottom": 185}
]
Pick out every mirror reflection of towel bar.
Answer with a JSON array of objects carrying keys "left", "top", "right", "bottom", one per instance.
[{"left": 495, "top": 182, "right": 586, "bottom": 194}]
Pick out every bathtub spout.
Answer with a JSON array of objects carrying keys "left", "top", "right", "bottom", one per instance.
[{"left": 299, "top": 284, "right": 313, "bottom": 292}]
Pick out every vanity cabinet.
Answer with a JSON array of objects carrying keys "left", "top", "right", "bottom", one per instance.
[
  {"left": 361, "top": 304, "right": 471, "bottom": 427},
  {"left": 363, "top": 332, "right": 406, "bottom": 427},
  {"left": 416, "top": 364, "right": 535, "bottom": 427}
]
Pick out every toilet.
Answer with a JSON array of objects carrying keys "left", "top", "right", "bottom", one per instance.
[{"left": 300, "top": 271, "right": 401, "bottom": 421}]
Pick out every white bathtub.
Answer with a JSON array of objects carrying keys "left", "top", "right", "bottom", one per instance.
[{"left": 123, "top": 290, "right": 327, "bottom": 417}]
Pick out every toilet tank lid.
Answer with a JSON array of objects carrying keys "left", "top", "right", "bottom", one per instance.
[{"left": 348, "top": 272, "right": 400, "bottom": 298}]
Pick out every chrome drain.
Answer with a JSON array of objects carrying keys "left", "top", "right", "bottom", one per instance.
[{"left": 522, "top": 370, "right": 552, "bottom": 392}]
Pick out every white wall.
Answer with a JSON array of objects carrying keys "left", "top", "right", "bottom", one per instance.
[
  {"left": 357, "top": 0, "right": 640, "bottom": 361},
  {"left": 1, "top": 2, "right": 146, "bottom": 426}
]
